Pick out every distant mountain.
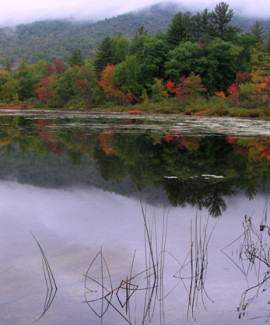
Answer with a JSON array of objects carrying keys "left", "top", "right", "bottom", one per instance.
[
  {"left": 0, "top": 3, "right": 180, "bottom": 66},
  {"left": 0, "top": 2, "right": 269, "bottom": 67}
]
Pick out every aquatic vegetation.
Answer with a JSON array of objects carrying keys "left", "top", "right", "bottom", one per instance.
[
  {"left": 31, "top": 232, "right": 57, "bottom": 322},
  {"left": 174, "top": 214, "right": 216, "bottom": 320},
  {"left": 222, "top": 211, "right": 270, "bottom": 321}
]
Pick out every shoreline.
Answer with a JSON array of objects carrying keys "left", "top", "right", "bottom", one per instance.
[{"left": 0, "top": 102, "right": 269, "bottom": 119}]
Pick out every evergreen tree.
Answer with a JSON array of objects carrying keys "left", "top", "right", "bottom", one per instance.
[
  {"left": 93, "top": 37, "right": 113, "bottom": 77},
  {"left": 111, "top": 36, "right": 130, "bottom": 64},
  {"left": 251, "top": 21, "right": 265, "bottom": 44},
  {"left": 4, "top": 59, "right": 11, "bottom": 71},
  {"left": 129, "top": 34, "right": 148, "bottom": 62},
  {"left": 210, "top": 2, "right": 239, "bottom": 41},
  {"left": 266, "top": 31, "right": 270, "bottom": 54},
  {"left": 68, "top": 49, "right": 84, "bottom": 67},
  {"left": 167, "top": 12, "right": 190, "bottom": 46},
  {"left": 192, "top": 9, "right": 213, "bottom": 42},
  {"left": 137, "top": 26, "right": 147, "bottom": 36}
]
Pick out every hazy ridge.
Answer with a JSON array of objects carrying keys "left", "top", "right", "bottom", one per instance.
[{"left": 0, "top": 2, "right": 269, "bottom": 66}]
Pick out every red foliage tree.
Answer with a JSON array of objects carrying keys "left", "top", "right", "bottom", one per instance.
[
  {"left": 34, "top": 75, "right": 58, "bottom": 102},
  {"left": 53, "top": 60, "right": 65, "bottom": 74},
  {"left": 98, "top": 64, "right": 137, "bottom": 104},
  {"left": 165, "top": 73, "right": 205, "bottom": 99}
]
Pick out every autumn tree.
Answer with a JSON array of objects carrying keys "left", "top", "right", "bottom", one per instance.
[
  {"left": 53, "top": 59, "right": 65, "bottom": 74},
  {"left": 148, "top": 78, "right": 168, "bottom": 103},
  {"left": 165, "top": 72, "right": 206, "bottom": 99},
  {"left": 0, "top": 70, "right": 18, "bottom": 101},
  {"left": 98, "top": 64, "right": 136, "bottom": 104},
  {"left": 34, "top": 74, "right": 58, "bottom": 103},
  {"left": 250, "top": 43, "right": 270, "bottom": 72}
]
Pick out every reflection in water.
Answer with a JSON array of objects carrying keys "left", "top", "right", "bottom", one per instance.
[
  {"left": 0, "top": 181, "right": 269, "bottom": 324},
  {"left": 0, "top": 113, "right": 269, "bottom": 217},
  {"left": 222, "top": 212, "right": 270, "bottom": 321},
  {"left": 32, "top": 233, "right": 57, "bottom": 322},
  {"left": 84, "top": 249, "right": 113, "bottom": 320},
  {"left": 83, "top": 201, "right": 169, "bottom": 324},
  {"left": 83, "top": 201, "right": 216, "bottom": 324},
  {"left": 174, "top": 214, "right": 216, "bottom": 321},
  {"left": 1, "top": 112, "right": 270, "bottom": 324}
]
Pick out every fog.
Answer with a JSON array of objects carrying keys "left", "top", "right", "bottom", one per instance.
[{"left": 0, "top": 0, "right": 269, "bottom": 26}]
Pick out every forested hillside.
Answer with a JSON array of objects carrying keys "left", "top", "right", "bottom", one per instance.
[
  {"left": 0, "top": 2, "right": 269, "bottom": 66},
  {"left": 0, "top": 4, "right": 179, "bottom": 66},
  {"left": 0, "top": 2, "right": 269, "bottom": 114}
]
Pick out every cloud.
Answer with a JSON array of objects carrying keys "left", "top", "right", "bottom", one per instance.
[{"left": 0, "top": 0, "right": 269, "bottom": 26}]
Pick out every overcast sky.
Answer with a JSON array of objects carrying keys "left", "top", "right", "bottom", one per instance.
[{"left": 0, "top": 0, "right": 269, "bottom": 26}]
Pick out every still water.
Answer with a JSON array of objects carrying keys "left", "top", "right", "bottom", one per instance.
[{"left": 0, "top": 110, "right": 270, "bottom": 324}]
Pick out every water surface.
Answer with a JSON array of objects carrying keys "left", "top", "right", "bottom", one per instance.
[{"left": 0, "top": 110, "right": 270, "bottom": 324}]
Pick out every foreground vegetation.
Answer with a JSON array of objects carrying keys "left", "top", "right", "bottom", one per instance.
[{"left": 0, "top": 2, "right": 270, "bottom": 116}]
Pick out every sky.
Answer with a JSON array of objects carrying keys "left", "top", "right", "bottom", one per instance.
[{"left": 0, "top": 0, "right": 269, "bottom": 26}]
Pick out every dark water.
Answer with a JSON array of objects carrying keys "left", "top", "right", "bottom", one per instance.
[{"left": 0, "top": 110, "right": 270, "bottom": 324}]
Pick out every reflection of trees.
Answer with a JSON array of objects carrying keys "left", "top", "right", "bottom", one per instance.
[
  {"left": 94, "top": 144, "right": 127, "bottom": 182},
  {"left": 164, "top": 179, "right": 231, "bottom": 217},
  {"left": 0, "top": 115, "right": 270, "bottom": 217}
]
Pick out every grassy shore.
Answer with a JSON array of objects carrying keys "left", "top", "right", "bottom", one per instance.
[
  {"left": 93, "top": 97, "right": 270, "bottom": 118},
  {"left": 1, "top": 97, "right": 270, "bottom": 118}
]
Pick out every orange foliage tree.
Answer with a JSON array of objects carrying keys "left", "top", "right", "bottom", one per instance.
[
  {"left": 236, "top": 69, "right": 270, "bottom": 107},
  {"left": 165, "top": 72, "right": 206, "bottom": 99},
  {"left": 98, "top": 64, "right": 137, "bottom": 104},
  {"left": 34, "top": 75, "right": 58, "bottom": 102}
]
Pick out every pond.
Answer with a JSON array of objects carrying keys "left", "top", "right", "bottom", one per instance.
[{"left": 0, "top": 109, "right": 270, "bottom": 324}]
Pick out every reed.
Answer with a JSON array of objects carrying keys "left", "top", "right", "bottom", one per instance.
[
  {"left": 31, "top": 232, "right": 57, "bottom": 322},
  {"left": 221, "top": 210, "right": 270, "bottom": 320}
]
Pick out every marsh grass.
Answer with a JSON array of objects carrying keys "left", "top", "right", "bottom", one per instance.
[
  {"left": 83, "top": 189, "right": 218, "bottom": 324},
  {"left": 83, "top": 194, "right": 171, "bottom": 324},
  {"left": 31, "top": 232, "right": 57, "bottom": 322},
  {"left": 173, "top": 214, "right": 216, "bottom": 321},
  {"left": 221, "top": 211, "right": 270, "bottom": 320}
]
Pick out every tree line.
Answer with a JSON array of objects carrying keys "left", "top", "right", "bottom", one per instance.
[{"left": 0, "top": 2, "right": 269, "bottom": 110}]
